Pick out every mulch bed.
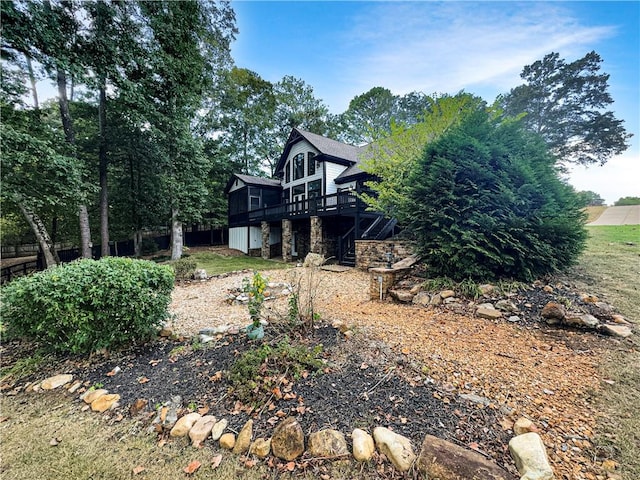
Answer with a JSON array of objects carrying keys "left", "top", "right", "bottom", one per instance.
[{"left": 1, "top": 324, "right": 515, "bottom": 475}]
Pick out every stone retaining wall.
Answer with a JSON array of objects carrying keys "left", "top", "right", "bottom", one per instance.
[{"left": 355, "top": 240, "right": 413, "bottom": 270}]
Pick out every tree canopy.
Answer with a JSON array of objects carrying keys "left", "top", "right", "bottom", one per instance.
[{"left": 500, "top": 51, "right": 632, "bottom": 168}]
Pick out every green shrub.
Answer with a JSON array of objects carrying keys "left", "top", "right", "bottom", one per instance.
[
  {"left": 229, "top": 338, "right": 324, "bottom": 405},
  {"left": 171, "top": 256, "right": 197, "bottom": 280},
  {"left": 402, "top": 110, "right": 587, "bottom": 281},
  {"left": 1, "top": 257, "right": 174, "bottom": 354},
  {"left": 141, "top": 237, "right": 159, "bottom": 255}
]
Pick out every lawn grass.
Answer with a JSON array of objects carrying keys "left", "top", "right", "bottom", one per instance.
[
  {"left": 572, "top": 225, "right": 639, "bottom": 480},
  {"left": 190, "top": 252, "right": 289, "bottom": 276}
]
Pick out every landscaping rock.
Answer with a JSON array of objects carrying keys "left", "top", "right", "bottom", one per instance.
[
  {"left": 129, "top": 398, "right": 148, "bottom": 416},
  {"left": 308, "top": 429, "right": 349, "bottom": 457},
  {"left": 416, "top": 434, "right": 511, "bottom": 480},
  {"left": 352, "top": 428, "right": 375, "bottom": 462},
  {"left": 163, "top": 395, "right": 181, "bottom": 428},
  {"left": 479, "top": 284, "right": 495, "bottom": 295},
  {"left": 412, "top": 291, "right": 431, "bottom": 306},
  {"left": 580, "top": 294, "right": 599, "bottom": 303},
  {"left": 219, "top": 432, "right": 235, "bottom": 450},
  {"left": 390, "top": 289, "right": 415, "bottom": 303},
  {"left": 82, "top": 388, "right": 108, "bottom": 404},
  {"left": 610, "top": 314, "right": 631, "bottom": 325},
  {"left": 476, "top": 307, "right": 503, "bottom": 320},
  {"left": 509, "top": 432, "right": 554, "bottom": 480},
  {"left": 459, "top": 393, "right": 491, "bottom": 406},
  {"left": 170, "top": 412, "right": 201, "bottom": 438},
  {"left": 513, "top": 417, "right": 539, "bottom": 435},
  {"left": 303, "top": 253, "right": 325, "bottom": 267},
  {"left": 430, "top": 294, "right": 443, "bottom": 305},
  {"left": 41, "top": 374, "right": 73, "bottom": 390},
  {"left": 373, "top": 426, "right": 416, "bottom": 472},
  {"left": 232, "top": 419, "right": 253, "bottom": 454},
  {"left": 495, "top": 299, "right": 518, "bottom": 312},
  {"left": 440, "top": 289, "right": 455, "bottom": 299},
  {"left": 199, "top": 325, "right": 230, "bottom": 336},
  {"left": 271, "top": 417, "right": 305, "bottom": 461},
  {"left": 564, "top": 313, "right": 599, "bottom": 329},
  {"left": 67, "top": 381, "right": 82, "bottom": 394},
  {"left": 250, "top": 438, "right": 271, "bottom": 458},
  {"left": 601, "top": 324, "right": 633, "bottom": 338},
  {"left": 210, "top": 419, "right": 228, "bottom": 441},
  {"left": 91, "top": 393, "right": 120, "bottom": 412},
  {"left": 193, "top": 269, "right": 208, "bottom": 280},
  {"left": 508, "top": 315, "right": 521, "bottom": 323},
  {"left": 541, "top": 302, "right": 565, "bottom": 321},
  {"left": 189, "top": 415, "right": 217, "bottom": 447}
]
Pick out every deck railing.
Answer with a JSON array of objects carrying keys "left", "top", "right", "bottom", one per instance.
[{"left": 230, "top": 191, "right": 362, "bottom": 226}]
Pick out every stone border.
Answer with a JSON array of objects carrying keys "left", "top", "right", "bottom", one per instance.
[{"left": 33, "top": 365, "right": 556, "bottom": 479}]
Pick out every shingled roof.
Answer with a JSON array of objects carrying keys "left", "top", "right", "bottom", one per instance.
[{"left": 224, "top": 173, "right": 281, "bottom": 194}]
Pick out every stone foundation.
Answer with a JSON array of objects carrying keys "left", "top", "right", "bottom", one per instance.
[
  {"left": 310, "top": 216, "right": 324, "bottom": 255},
  {"left": 355, "top": 240, "right": 412, "bottom": 270}
]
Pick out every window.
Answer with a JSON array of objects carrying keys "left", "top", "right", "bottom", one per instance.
[
  {"left": 293, "top": 153, "right": 305, "bottom": 180},
  {"left": 307, "top": 152, "right": 316, "bottom": 175},
  {"left": 292, "top": 184, "right": 305, "bottom": 197},
  {"left": 285, "top": 161, "right": 290, "bottom": 183},
  {"left": 249, "top": 187, "right": 261, "bottom": 210},
  {"left": 308, "top": 179, "right": 321, "bottom": 198},
  {"left": 283, "top": 188, "right": 290, "bottom": 202}
]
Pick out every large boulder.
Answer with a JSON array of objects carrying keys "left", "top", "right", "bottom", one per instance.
[{"left": 416, "top": 434, "right": 511, "bottom": 480}]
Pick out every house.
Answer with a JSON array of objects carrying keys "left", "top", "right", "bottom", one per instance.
[{"left": 225, "top": 128, "right": 397, "bottom": 265}]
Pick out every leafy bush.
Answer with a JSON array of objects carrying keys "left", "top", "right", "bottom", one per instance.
[
  {"left": 141, "top": 237, "right": 159, "bottom": 255},
  {"left": 1, "top": 257, "right": 174, "bottom": 354},
  {"left": 402, "top": 110, "right": 587, "bottom": 281},
  {"left": 614, "top": 196, "right": 640, "bottom": 206},
  {"left": 171, "top": 256, "right": 197, "bottom": 280}
]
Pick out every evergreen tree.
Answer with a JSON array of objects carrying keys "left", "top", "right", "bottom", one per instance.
[{"left": 402, "top": 110, "right": 587, "bottom": 281}]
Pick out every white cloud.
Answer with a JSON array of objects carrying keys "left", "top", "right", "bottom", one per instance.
[
  {"left": 566, "top": 151, "right": 640, "bottom": 205},
  {"left": 334, "top": 2, "right": 615, "bottom": 106}
]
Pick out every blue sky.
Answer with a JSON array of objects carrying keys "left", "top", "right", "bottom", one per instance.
[{"left": 231, "top": 1, "right": 639, "bottom": 205}]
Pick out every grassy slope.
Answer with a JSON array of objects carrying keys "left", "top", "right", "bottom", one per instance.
[
  {"left": 584, "top": 206, "right": 608, "bottom": 223},
  {"left": 574, "top": 225, "right": 639, "bottom": 479},
  {"left": 192, "top": 252, "right": 289, "bottom": 276}
]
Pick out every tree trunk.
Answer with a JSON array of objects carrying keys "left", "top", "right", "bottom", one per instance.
[
  {"left": 170, "top": 208, "right": 183, "bottom": 260},
  {"left": 133, "top": 229, "right": 143, "bottom": 257},
  {"left": 25, "top": 54, "right": 39, "bottom": 109},
  {"left": 57, "top": 67, "right": 92, "bottom": 258},
  {"left": 98, "top": 82, "right": 110, "bottom": 257},
  {"left": 17, "top": 202, "right": 59, "bottom": 268},
  {"left": 78, "top": 205, "right": 92, "bottom": 258}
]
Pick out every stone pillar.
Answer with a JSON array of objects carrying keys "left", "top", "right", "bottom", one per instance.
[
  {"left": 261, "top": 221, "right": 270, "bottom": 259},
  {"left": 310, "top": 216, "right": 323, "bottom": 255},
  {"left": 282, "top": 219, "right": 292, "bottom": 263},
  {"left": 369, "top": 268, "right": 397, "bottom": 301}
]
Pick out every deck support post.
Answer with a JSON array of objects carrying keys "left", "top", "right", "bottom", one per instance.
[
  {"left": 261, "top": 221, "right": 270, "bottom": 259},
  {"left": 282, "top": 219, "right": 292, "bottom": 263},
  {"left": 310, "top": 216, "right": 323, "bottom": 255}
]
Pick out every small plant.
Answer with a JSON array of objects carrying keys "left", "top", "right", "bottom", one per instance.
[
  {"left": 171, "top": 257, "right": 198, "bottom": 281},
  {"left": 496, "top": 280, "right": 525, "bottom": 295},
  {"left": 187, "top": 401, "right": 197, "bottom": 412},
  {"left": 422, "top": 277, "right": 456, "bottom": 292},
  {"left": 229, "top": 337, "right": 324, "bottom": 405},
  {"left": 242, "top": 271, "right": 268, "bottom": 339},
  {"left": 0, "top": 352, "right": 47, "bottom": 384},
  {"left": 457, "top": 278, "right": 482, "bottom": 299},
  {"left": 169, "top": 345, "right": 186, "bottom": 358}
]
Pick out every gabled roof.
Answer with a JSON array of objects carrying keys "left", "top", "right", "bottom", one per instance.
[
  {"left": 224, "top": 173, "right": 281, "bottom": 194},
  {"left": 274, "top": 128, "right": 364, "bottom": 175}
]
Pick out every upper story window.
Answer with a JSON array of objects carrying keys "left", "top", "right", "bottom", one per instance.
[
  {"left": 285, "top": 161, "right": 290, "bottom": 183},
  {"left": 293, "top": 153, "right": 305, "bottom": 180},
  {"left": 307, "top": 152, "right": 316, "bottom": 176}
]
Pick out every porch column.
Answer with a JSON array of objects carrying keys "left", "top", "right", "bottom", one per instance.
[
  {"left": 310, "top": 216, "right": 323, "bottom": 255},
  {"left": 282, "top": 219, "right": 292, "bottom": 263},
  {"left": 261, "top": 221, "right": 270, "bottom": 259}
]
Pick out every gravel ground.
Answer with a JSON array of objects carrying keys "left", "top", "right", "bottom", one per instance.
[{"left": 170, "top": 266, "right": 611, "bottom": 480}]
